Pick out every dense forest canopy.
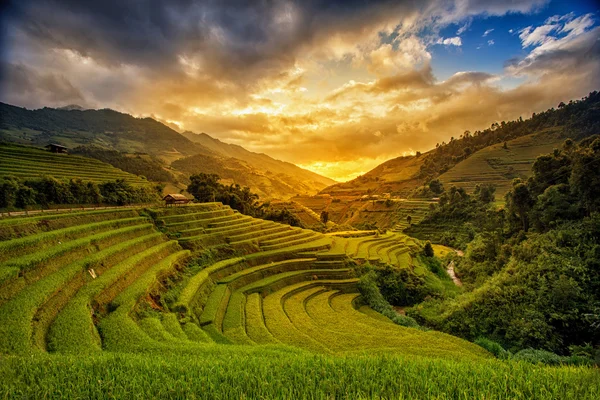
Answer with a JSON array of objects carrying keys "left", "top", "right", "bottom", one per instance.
[{"left": 408, "top": 135, "right": 600, "bottom": 359}]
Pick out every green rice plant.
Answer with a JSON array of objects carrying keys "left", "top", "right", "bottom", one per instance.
[
  {"left": 0, "top": 224, "right": 154, "bottom": 303},
  {"left": 97, "top": 250, "right": 191, "bottom": 353},
  {"left": 138, "top": 317, "right": 178, "bottom": 342},
  {"left": 244, "top": 293, "right": 279, "bottom": 344},
  {"left": 160, "top": 208, "right": 234, "bottom": 223},
  {"left": 93, "top": 241, "right": 181, "bottom": 311},
  {"left": 262, "top": 281, "right": 330, "bottom": 352},
  {"left": 239, "top": 269, "right": 354, "bottom": 297},
  {"left": 180, "top": 321, "right": 213, "bottom": 343},
  {"left": 45, "top": 235, "right": 170, "bottom": 354},
  {"left": 198, "top": 284, "right": 230, "bottom": 330},
  {"left": 0, "top": 216, "right": 146, "bottom": 262},
  {"left": 2, "top": 350, "right": 598, "bottom": 399},
  {"left": 0, "top": 208, "right": 139, "bottom": 240},
  {"left": 161, "top": 313, "right": 189, "bottom": 341},
  {"left": 226, "top": 225, "right": 292, "bottom": 243},
  {"left": 218, "top": 258, "right": 316, "bottom": 290},
  {"left": 174, "top": 257, "right": 245, "bottom": 314},
  {"left": 260, "top": 233, "right": 325, "bottom": 251},
  {"left": 306, "top": 291, "right": 490, "bottom": 359},
  {"left": 0, "top": 231, "right": 163, "bottom": 355},
  {"left": 221, "top": 291, "right": 255, "bottom": 345}
]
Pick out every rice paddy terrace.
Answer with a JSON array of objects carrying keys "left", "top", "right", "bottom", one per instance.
[
  {"left": 1, "top": 203, "right": 597, "bottom": 398},
  {"left": 437, "top": 132, "right": 564, "bottom": 201},
  {"left": 0, "top": 143, "right": 149, "bottom": 185}
]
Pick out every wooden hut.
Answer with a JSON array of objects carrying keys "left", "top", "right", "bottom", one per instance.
[
  {"left": 45, "top": 143, "right": 68, "bottom": 153},
  {"left": 163, "top": 194, "right": 191, "bottom": 206}
]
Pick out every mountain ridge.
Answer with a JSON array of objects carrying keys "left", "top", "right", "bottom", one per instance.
[{"left": 0, "top": 102, "right": 335, "bottom": 199}]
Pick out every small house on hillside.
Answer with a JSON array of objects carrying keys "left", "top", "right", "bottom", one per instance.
[
  {"left": 163, "top": 194, "right": 191, "bottom": 206},
  {"left": 45, "top": 143, "right": 68, "bottom": 154}
]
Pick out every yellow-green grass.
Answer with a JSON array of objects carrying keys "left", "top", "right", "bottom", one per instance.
[
  {"left": 0, "top": 144, "right": 149, "bottom": 185},
  {"left": 1, "top": 351, "right": 598, "bottom": 399},
  {"left": 0, "top": 208, "right": 140, "bottom": 240},
  {"left": 45, "top": 237, "right": 175, "bottom": 354},
  {"left": 138, "top": 317, "right": 182, "bottom": 343},
  {"left": 300, "top": 291, "right": 489, "bottom": 359},
  {"left": 432, "top": 244, "right": 456, "bottom": 258},
  {"left": 392, "top": 200, "right": 435, "bottom": 231},
  {"left": 245, "top": 293, "right": 279, "bottom": 344},
  {"left": 221, "top": 291, "right": 255, "bottom": 345},
  {"left": 0, "top": 226, "right": 159, "bottom": 355},
  {"left": 0, "top": 216, "right": 147, "bottom": 262},
  {"left": 97, "top": 250, "right": 191, "bottom": 353},
  {"left": 160, "top": 208, "right": 235, "bottom": 224},
  {"left": 438, "top": 132, "right": 564, "bottom": 200},
  {"left": 181, "top": 321, "right": 213, "bottom": 343},
  {"left": 1, "top": 202, "right": 597, "bottom": 398},
  {"left": 0, "top": 223, "right": 154, "bottom": 303}
]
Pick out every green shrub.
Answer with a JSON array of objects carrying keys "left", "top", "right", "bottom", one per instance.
[
  {"left": 512, "top": 349, "right": 565, "bottom": 365},
  {"left": 475, "top": 337, "right": 509, "bottom": 359},
  {"left": 357, "top": 271, "right": 419, "bottom": 328}
]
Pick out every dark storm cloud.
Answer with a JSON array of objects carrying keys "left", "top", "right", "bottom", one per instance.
[{"left": 1, "top": 0, "right": 418, "bottom": 78}]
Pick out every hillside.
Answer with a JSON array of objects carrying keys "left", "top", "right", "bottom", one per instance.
[
  {"left": 0, "top": 102, "right": 211, "bottom": 162},
  {"left": 172, "top": 153, "right": 332, "bottom": 200},
  {"left": 320, "top": 155, "right": 425, "bottom": 197},
  {"left": 0, "top": 203, "right": 479, "bottom": 355},
  {"left": 183, "top": 131, "right": 335, "bottom": 189},
  {"left": 0, "top": 103, "right": 336, "bottom": 199},
  {"left": 0, "top": 203, "right": 597, "bottom": 398},
  {"left": 0, "top": 143, "right": 150, "bottom": 186},
  {"left": 437, "top": 130, "right": 564, "bottom": 201}
]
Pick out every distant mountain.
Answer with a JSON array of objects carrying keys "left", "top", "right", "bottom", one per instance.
[
  {"left": 57, "top": 104, "right": 86, "bottom": 111},
  {"left": 182, "top": 131, "right": 336, "bottom": 189},
  {"left": 319, "top": 154, "right": 426, "bottom": 197},
  {"left": 0, "top": 102, "right": 336, "bottom": 199},
  {"left": 0, "top": 102, "right": 212, "bottom": 162}
]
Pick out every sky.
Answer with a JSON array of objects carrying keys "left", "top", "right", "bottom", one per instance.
[{"left": 0, "top": 0, "right": 599, "bottom": 182}]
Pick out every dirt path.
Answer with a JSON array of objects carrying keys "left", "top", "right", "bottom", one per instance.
[{"left": 446, "top": 260, "right": 463, "bottom": 286}]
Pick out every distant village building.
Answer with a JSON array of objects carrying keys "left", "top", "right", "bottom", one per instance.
[
  {"left": 163, "top": 194, "right": 191, "bottom": 206},
  {"left": 45, "top": 143, "right": 68, "bottom": 154}
]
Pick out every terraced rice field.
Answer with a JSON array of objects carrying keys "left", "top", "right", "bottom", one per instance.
[
  {"left": 1, "top": 202, "right": 598, "bottom": 398},
  {"left": 0, "top": 202, "right": 478, "bottom": 357},
  {"left": 0, "top": 143, "right": 149, "bottom": 185},
  {"left": 391, "top": 200, "right": 436, "bottom": 231},
  {"left": 437, "top": 132, "right": 564, "bottom": 200}
]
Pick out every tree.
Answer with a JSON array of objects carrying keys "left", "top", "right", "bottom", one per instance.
[
  {"left": 423, "top": 241, "right": 434, "bottom": 257},
  {"left": 187, "top": 173, "right": 220, "bottom": 203},
  {"left": 406, "top": 215, "right": 412, "bottom": 226},
  {"left": 506, "top": 180, "right": 534, "bottom": 231},
  {"left": 474, "top": 184, "right": 496, "bottom": 204},
  {"left": 570, "top": 138, "right": 600, "bottom": 215},
  {"left": 0, "top": 177, "right": 19, "bottom": 208},
  {"left": 320, "top": 210, "right": 329, "bottom": 224},
  {"left": 428, "top": 179, "right": 444, "bottom": 195}
]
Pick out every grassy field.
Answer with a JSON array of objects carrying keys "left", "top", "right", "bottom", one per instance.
[
  {"left": 1, "top": 351, "right": 598, "bottom": 399},
  {"left": 438, "top": 131, "right": 564, "bottom": 201},
  {"left": 0, "top": 143, "right": 149, "bottom": 185},
  {"left": 0, "top": 203, "right": 597, "bottom": 398}
]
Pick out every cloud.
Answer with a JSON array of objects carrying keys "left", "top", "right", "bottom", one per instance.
[
  {"left": 0, "top": 0, "right": 596, "bottom": 182},
  {"left": 483, "top": 28, "right": 494, "bottom": 37},
  {"left": 488, "top": 39, "right": 495, "bottom": 46},
  {"left": 438, "top": 37, "right": 463, "bottom": 46},
  {"left": 0, "top": 62, "right": 85, "bottom": 108},
  {"left": 509, "top": 13, "right": 599, "bottom": 77},
  {"left": 519, "top": 24, "right": 558, "bottom": 47}
]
